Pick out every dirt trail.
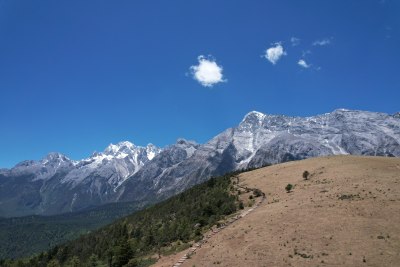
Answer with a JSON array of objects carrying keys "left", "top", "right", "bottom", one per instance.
[
  {"left": 172, "top": 196, "right": 265, "bottom": 266},
  {"left": 155, "top": 155, "right": 400, "bottom": 267},
  {"left": 152, "top": 176, "right": 266, "bottom": 267}
]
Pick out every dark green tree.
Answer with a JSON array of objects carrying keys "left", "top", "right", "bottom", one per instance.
[
  {"left": 46, "top": 259, "right": 61, "bottom": 267},
  {"left": 89, "top": 254, "right": 99, "bottom": 267},
  {"left": 285, "top": 184, "right": 293, "bottom": 193},
  {"left": 66, "top": 256, "right": 80, "bottom": 267},
  {"left": 112, "top": 241, "right": 133, "bottom": 267}
]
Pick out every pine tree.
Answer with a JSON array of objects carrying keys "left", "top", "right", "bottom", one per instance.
[
  {"left": 46, "top": 259, "right": 61, "bottom": 267},
  {"left": 66, "top": 256, "right": 80, "bottom": 267}
]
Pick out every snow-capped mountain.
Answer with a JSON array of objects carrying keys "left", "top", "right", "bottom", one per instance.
[
  {"left": 117, "top": 139, "right": 200, "bottom": 202},
  {"left": 0, "top": 142, "right": 161, "bottom": 217},
  {"left": 61, "top": 141, "right": 160, "bottom": 189},
  {"left": 117, "top": 109, "right": 400, "bottom": 203},
  {"left": 1, "top": 109, "right": 399, "bottom": 217},
  {"left": 6, "top": 152, "right": 75, "bottom": 181}
]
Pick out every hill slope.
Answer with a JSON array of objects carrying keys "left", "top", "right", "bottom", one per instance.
[{"left": 156, "top": 156, "right": 400, "bottom": 267}]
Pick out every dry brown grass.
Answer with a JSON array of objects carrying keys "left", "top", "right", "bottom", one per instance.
[{"left": 153, "top": 155, "right": 400, "bottom": 267}]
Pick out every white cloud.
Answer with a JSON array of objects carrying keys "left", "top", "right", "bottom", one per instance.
[
  {"left": 190, "top": 55, "right": 226, "bottom": 87},
  {"left": 290, "top": 37, "right": 300, "bottom": 46},
  {"left": 298, "top": 59, "right": 311, "bottom": 68},
  {"left": 264, "top": 43, "right": 287, "bottom": 65},
  {"left": 312, "top": 38, "right": 332, "bottom": 46}
]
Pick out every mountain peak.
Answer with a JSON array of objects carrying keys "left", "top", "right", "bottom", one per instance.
[
  {"left": 146, "top": 143, "right": 161, "bottom": 160},
  {"left": 104, "top": 141, "right": 135, "bottom": 155},
  {"left": 146, "top": 143, "right": 156, "bottom": 148},
  {"left": 240, "top": 111, "right": 267, "bottom": 126},
  {"left": 242, "top": 110, "right": 266, "bottom": 122},
  {"left": 244, "top": 110, "right": 266, "bottom": 119},
  {"left": 43, "top": 152, "right": 69, "bottom": 163}
]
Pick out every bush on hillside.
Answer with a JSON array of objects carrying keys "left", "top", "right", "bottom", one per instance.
[
  {"left": 285, "top": 184, "right": 293, "bottom": 193},
  {"left": 303, "top": 170, "right": 310, "bottom": 180}
]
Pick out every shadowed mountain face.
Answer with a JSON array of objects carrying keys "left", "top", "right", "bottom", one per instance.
[{"left": 1, "top": 109, "right": 399, "bottom": 217}]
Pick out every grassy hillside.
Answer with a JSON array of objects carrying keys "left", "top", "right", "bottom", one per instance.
[
  {"left": 169, "top": 156, "right": 400, "bottom": 267},
  {"left": 0, "top": 200, "right": 145, "bottom": 259},
  {"left": 1, "top": 172, "right": 240, "bottom": 267}
]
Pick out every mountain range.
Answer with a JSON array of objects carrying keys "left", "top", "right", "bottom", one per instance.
[{"left": 1, "top": 109, "right": 399, "bottom": 217}]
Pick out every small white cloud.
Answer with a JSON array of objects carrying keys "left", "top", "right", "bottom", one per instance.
[
  {"left": 264, "top": 43, "right": 287, "bottom": 65},
  {"left": 312, "top": 38, "right": 332, "bottom": 46},
  {"left": 298, "top": 59, "right": 311, "bottom": 68},
  {"left": 190, "top": 55, "right": 226, "bottom": 87},
  {"left": 290, "top": 37, "right": 300, "bottom": 46}
]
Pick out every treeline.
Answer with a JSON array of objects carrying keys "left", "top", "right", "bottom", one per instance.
[
  {"left": 0, "top": 200, "right": 143, "bottom": 259},
  {"left": 2, "top": 173, "right": 239, "bottom": 267}
]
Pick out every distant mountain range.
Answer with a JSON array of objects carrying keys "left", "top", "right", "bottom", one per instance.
[{"left": 1, "top": 109, "right": 399, "bottom": 217}]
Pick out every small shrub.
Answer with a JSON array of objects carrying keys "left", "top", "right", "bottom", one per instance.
[
  {"left": 303, "top": 170, "right": 310, "bottom": 180},
  {"left": 285, "top": 184, "right": 293, "bottom": 193},
  {"left": 253, "top": 189, "right": 262, "bottom": 197}
]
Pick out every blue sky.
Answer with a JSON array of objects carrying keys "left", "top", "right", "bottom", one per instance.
[{"left": 0, "top": 0, "right": 399, "bottom": 168}]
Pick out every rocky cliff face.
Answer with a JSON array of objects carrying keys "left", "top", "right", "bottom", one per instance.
[{"left": 1, "top": 109, "right": 399, "bottom": 217}]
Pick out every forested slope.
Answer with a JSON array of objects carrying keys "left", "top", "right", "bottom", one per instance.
[
  {"left": 0, "top": 201, "right": 144, "bottom": 259},
  {"left": 2, "top": 172, "right": 240, "bottom": 267}
]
